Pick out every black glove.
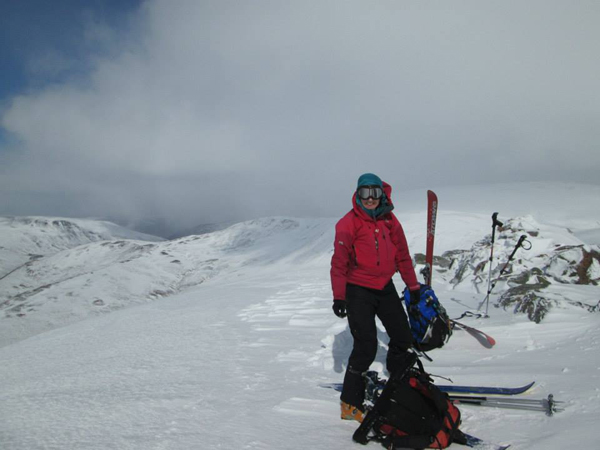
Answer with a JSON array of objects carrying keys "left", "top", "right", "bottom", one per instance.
[
  {"left": 332, "top": 300, "right": 347, "bottom": 318},
  {"left": 409, "top": 289, "right": 421, "bottom": 305},
  {"left": 408, "top": 289, "right": 421, "bottom": 315}
]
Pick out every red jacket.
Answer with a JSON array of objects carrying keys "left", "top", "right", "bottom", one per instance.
[{"left": 330, "top": 182, "right": 419, "bottom": 300}]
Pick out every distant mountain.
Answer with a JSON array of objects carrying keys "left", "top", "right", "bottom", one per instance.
[
  {"left": 111, "top": 217, "right": 175, "bottom": 239},
  {"left": 168, "top": 221, "right": 238, "bottom": 239},
  {"left": 0, "top": 216, "right": 163, "bottom": 279},
  {"left": 0, "top": 217, "right": 334, "bottom": 347}
]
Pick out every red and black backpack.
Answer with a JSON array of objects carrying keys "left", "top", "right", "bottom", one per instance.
[{"left": 366, "top": 362, "right": 467, "bottom": 449}]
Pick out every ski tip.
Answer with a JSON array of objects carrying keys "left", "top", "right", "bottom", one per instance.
[
  {"left": 319, "top": 383, "right": 342, "bottom": 392},
  {"left": 439, "top": 380, "right": 536, "bottom": 396},
  {"left": 463, "top": 433, "right": 510, "bottom": 450}
]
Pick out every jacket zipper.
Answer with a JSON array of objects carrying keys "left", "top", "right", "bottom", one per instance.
[{"left": 374, "top": 226, "right": 380, "bottom": 266}]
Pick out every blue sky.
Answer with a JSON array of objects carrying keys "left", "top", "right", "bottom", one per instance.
[
  {"left": 1, "top": 1, "right": 599, "bottom": 235},
  {"left": 0, "top": 0, "right": 140, "bottom": 107}
]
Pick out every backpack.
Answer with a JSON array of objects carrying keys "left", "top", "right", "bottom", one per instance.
[
  {"left": 403, "top": 284, "right": 452, "bottom": 352},
  {"left": 364, "top": 362, "right": 466, "bottom": 449}
]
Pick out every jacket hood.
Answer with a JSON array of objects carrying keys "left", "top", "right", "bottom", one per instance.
[{"left": 353, "top": 181, "right": 395, "bottom": 219}]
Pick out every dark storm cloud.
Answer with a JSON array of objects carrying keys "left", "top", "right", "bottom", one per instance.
[{"left": 1, "top": 0, "right": 599, "bottom": 234}]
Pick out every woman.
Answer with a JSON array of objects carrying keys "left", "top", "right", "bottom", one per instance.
[{"left": 330, "top": 173, "right": 421, "bottom": 422}]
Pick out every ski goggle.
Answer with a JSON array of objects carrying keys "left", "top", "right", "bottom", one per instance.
[{"left": 357, "top": 186, "right": 383, "bottom": 200}]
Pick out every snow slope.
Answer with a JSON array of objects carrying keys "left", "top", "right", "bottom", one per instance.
[
  {"left": 0, "top": 216, "right": 163, "bottom": 278},
  {"left": 1, "top": 183, "right": 600, "bottom": 449},
  {"left": 1, "top": 250, "right": 598, "bottom": 450}
]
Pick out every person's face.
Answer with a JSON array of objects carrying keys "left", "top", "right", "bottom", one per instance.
[
  {"left": 361, "top": 197, "right": 380, "bottom": 210},
  {"left": 357, "top": 186, "right": 382, "bottom": 210}
]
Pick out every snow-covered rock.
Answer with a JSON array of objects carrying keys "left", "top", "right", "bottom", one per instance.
[{"left": 433, "top": 216, "right": 600, "bottom": 322}]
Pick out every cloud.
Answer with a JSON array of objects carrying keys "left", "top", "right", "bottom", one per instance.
[{"left": 2, "top": 0, "right": 600, "bottom": 233}]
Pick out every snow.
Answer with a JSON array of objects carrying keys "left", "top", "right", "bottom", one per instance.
[
  {"left": 589, "top": 258, "right": 600, "bottom": 281},
  {"left": 1, "top": 183, "right": 599, "bottom": 449},
  {"left": 0, "top": 216, "right": 163, "bottom": 279}
]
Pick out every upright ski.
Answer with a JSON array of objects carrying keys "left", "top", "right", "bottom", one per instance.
[
  {"left": 422, "top": 190, "right": 438, "bottom": 286},
  {"left": 418, "top": 190, "right": 497, "bottom": 349}
]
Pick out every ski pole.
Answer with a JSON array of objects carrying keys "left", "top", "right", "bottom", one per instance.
[
  {"left": 482, "top": 213, "right": 503, "bottom": 316},
  {"left": 478, "top": 234, "right": 531, "bottom": 314},
  {"left": 449, "top": 394, "right": 562, "bottom": 415}
]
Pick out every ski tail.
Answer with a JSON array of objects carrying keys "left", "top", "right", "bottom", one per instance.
[{"left": 451, "top": 319, "right": 496, "bottom": 348}]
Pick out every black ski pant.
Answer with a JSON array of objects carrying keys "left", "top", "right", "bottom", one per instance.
[{"left": 340, "top": 281, "right": 413, "bottom": 408}]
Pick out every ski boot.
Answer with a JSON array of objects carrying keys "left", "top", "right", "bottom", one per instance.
[{"left": 340, "top": 401, "right": 364, "bottom": 422}]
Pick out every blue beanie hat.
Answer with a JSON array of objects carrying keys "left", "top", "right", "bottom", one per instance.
[{"left": 357, "top": 173, "right": 383, "bottom": 189}]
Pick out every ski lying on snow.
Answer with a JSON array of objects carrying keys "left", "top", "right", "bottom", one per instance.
[
  {"left": 439, "top": 381, "right": 534, "bottom": 396},
  {"left": 319, "top": 381, "right": 534, "bottom": 396},
  {"left": 319, "top": 381, "right": 561, "bottom": 415},
  {"left": 463, "top": 432, "right": 511, "bottom": 450}
]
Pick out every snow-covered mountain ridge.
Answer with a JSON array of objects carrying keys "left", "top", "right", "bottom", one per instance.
[
  {"left": 0, "top": 217, "right": 335, "bottom": 347},
  {"left": 2, "top": 207, "right": 599, "bottom": 349},
  {"left": 0, "top": 216, "right": 163, "bottom": 279}
]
